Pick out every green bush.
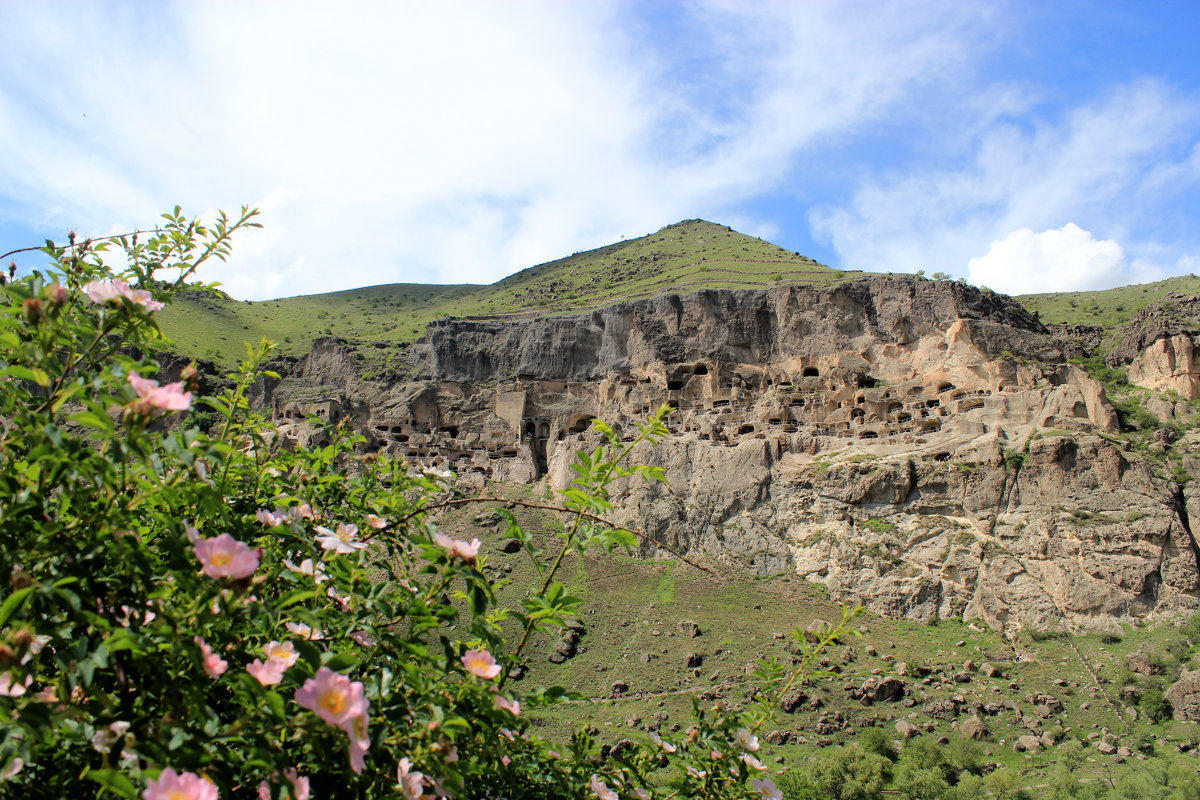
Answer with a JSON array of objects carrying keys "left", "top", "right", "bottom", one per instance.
[{"left": 0, "top": 209, "right": 859, "bottom": 798}]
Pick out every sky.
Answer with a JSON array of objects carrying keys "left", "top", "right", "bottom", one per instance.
[{"left": 2, "top": 1, "right": 1199, "bottom": 300}]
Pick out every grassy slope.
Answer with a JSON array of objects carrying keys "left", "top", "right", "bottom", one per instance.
[
  {"left": 1017, "top": 274, "right": 1200, "bottom": 344},
  {"left": 439, "top": 494, "right": 1200, "bottom": 795},
  {"left": 155, "top": 220, "right": 849, "bottom": 365}
]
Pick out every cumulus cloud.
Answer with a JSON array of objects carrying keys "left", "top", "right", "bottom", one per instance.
[
  {"left": 811, "top": 80, "right": 1200, "bottom": 290},
  {"left": 967, "top": 223, "right": 1126, "bottom": 295},
  {"left": 0, "top": 0, "right": 996, "bottom": 299}
]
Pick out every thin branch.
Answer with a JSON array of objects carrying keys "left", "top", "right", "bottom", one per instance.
[
  {"left": 385, "top": 495, "right": 716, "bottom": 576},
  {"left": 1, "top": 228, "right": 159, "bottom": 263}
]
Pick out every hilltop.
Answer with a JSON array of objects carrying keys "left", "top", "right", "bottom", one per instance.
[{"left": 156, "top": 220, "right": 847, "bottom": 366}]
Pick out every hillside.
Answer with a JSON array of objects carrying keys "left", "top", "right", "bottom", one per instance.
[{"left": 156, "top": 219, "right": 848, "bottom": 365}]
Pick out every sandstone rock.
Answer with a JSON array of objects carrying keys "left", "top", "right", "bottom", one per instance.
[
  {"left": 1014, "top": 735, "right": 1041, "bottom": 753},
  {"left": 1095, "top": 741, "right": 1117, "bottom": 755},
  {"left": 960, "top": 715, "right": 989, "bottom": 741},
  {"left": 1127, "top": 651, "right": 1163, "bottom": 676},
  {"left": 611, "top": 681, "right": 629, "bottom": 695},
  {"left": 685, "top": 652, "right": 704, "bottom": 668},
  {"left": 678, "top": 620, "right": 702, "bottom": 638},
  {"left": 980, "top": 663, "right": 1000, "bottom": 678},
  {"left": 804, "top": 618, "right": 831, "bottom": 643},
  {"left": 896, "top": 720, "right": 921, "bottom": 740},
  {"left": 1167, "top": 668, "right": 1200, "bottom": 721}
]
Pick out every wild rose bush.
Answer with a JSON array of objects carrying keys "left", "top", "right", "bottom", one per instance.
[{"left": 0, "top": 209, "right": 854, "bottom": 799}]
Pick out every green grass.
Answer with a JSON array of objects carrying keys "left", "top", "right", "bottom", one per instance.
[
  {"left": 428, "top": 482, "right": 1200, "bottom": 796},
  {"left": 157, "top": 220, "right": 851, "bottom": 366},
  {"left": 1017, "top": 274, "right": 1200, "bottom": 343}
]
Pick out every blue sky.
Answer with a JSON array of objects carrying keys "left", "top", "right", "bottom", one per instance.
[{"left": 2, "top": 1, "right": 1199, "bottom": 300}]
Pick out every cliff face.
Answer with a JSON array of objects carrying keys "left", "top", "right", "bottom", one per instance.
[{"left": 261, "top": 275, "right": 1200, "bottom": 634}]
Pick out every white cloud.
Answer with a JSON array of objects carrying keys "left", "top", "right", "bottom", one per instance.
[
  {"left": 0, "top": 0, "right": 998, "bottom": 299},
  {"left": 967, "top": 223, "right": 1126, "bottom": 295},
  {"left": 811, "top": 80, "right": 1200, "bottom": 290}
]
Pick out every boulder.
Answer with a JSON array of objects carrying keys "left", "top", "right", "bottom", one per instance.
[
  {"left": 678, "top": 620, "right": 702, "bottom": 638},
  {"left": 960, "top": 715, "right": 989, "bottom": 741},
  {"left": 804, "top": 618, "right": 831, "bottom": 643},
  {"left": 685, "top": 652, "right": 704, "bottom": 668},
  {"left": 1127, "top": 651, "right": 1163, "bottom": 676},
  {"left": 1166, "top": 668, "right": 1200, "bottom": 721},
  {"left": 1014, "top": 735, "right": 1041, "bottom": 753},
  {"left": 896, "top": 720, "right": 921, "bottom": 740}
]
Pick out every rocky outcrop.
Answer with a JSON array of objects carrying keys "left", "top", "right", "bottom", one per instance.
[
  {"left": 258, "top": 275, "right": 1200, "bottom": 633},
  {"left": 1166, "top": 668, "right": 1200, "bottom": 721},
  {"left": 1127, "top": 333, "right": 1200, "bottom": 400}
]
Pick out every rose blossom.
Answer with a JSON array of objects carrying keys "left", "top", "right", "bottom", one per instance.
[
  {"left": 494, "top": 694, "right": 520, "bottom": 716},
  {"left": 263, "top": 641, "right": 299, "bottom": 668},
  {"left": 344, "top": 711, "right": 371, "bottom": 775},
  {"left": 193, "top": 534, "right": 260, "bottom": 579},
  {"left": 434, "top": 532, "right": 481, "bottom": 564},
  {"left": 84, "top": 279, "right": 164, "bottom": 312},
  {"left": 128, "top": 371, "right": 192, "bottom": 413},
  {"left": 294, "top": 667, "right": 367, "bottom": 727},
  {"left": 283, "top": 558, "right": 329, "bottom": 584},
  {"left": 461, "top": 648, "right": 501, "bottom": 679},
  {"left": 752, "top": 777, "right": 783, "bottom": 800},
  {"left": 142, "top": 768, "right": 218, "bottom": 800},
  {"left": 315, "top": 522, "right": 367, "bottom": 554},
  {"left": 258, "top": 767, "right": 309, "bottom": 800},
  {"left": 590, "top": 774, "right": 618, "bottom": 800},
  {"left": 397, "top": 758, "right": 428, "bottom": 800},
  {"left": 194, "top": 636, "right": 227, "bottom": 678},
  {"left": 247, "top": 658, "right": 288, "bottom": 686}
]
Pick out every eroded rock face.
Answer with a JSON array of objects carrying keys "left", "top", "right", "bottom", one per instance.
[
  {"left": 1128, "top": 333, "right": 1200, "bottom": 400},
  {"left": 259, "top": 276, "right": 1199, "bottom": 633}
]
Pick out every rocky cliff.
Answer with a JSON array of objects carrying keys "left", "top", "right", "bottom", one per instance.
[{"left": 258, "top": 275, "right": 1200, "bottom": 635}]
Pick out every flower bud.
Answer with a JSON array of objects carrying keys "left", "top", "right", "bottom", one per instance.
[
  {"left": 181, "top": 363, "right": 199, "bottom": 393},
  {"left": 22, "top": 298, "right": 44, "bottom": 325},
  {"left": 43, "top": 283, "right": 69, "bottom": 310}
]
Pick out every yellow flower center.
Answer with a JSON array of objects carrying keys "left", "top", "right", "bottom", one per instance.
[
  {"left": 210, "top": 552, "right": 232, "bottom": 567},
  {"left": 319, "top": 688, "right": 348, "bottom": 716}
]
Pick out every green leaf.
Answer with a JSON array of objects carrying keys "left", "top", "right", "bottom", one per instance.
[
  {"left": 69, "top": 409, "right": 115, "bottom": 433},
  {"left": 0, "top": 585, "right": 36, "bottom": 627},
  {"left": 86, "top": 769, "right": 138, "bottom": 798}
]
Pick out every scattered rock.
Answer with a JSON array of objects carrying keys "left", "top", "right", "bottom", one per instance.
[
  {"left": 960, "top": 715, "right": 989, "bottom": 740},
  {"left": 804, "top": 618, "right": 831, "bottom": 643},
  {"left": 685, "top": 652, "right": 704, "bottom": 668},
  {"left": 1164, "top": 668, "right": 1200, "bottom": 721},
  {"left": 895, "top": 720, "right": 921, "bottom": 740},
  {"left": 678, "top": 620, "right": 702, "bottom": 638}
]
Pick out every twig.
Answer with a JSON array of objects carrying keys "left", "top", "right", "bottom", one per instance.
[
  {"left": 387, "top": 495, "right": 716, "bottom": 576},
  {"left": 1, "top": 227, "right": 158, "bottom": 263}
]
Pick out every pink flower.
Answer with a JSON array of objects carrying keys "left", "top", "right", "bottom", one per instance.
[
  {"left": 194, "top": 534, "right": 260, "bottom": 579},
  {"left": 752, "top": 777, "right": 783, "bottom": 800},
  {"left": 649, "top": 730, "right": 676, "bottom": 753},
  {"left": 285, "top": 621, "right": 322, "bottom": 640},
  {"left": 142, "top": 768, "right": 218, "bottom": 800},
  {"left": 294, "top": 667, "right": 368, "bottom": 727},
  {"left": 287, "top": 504, "right": 315, "bottom": 522},
  {"left": 365, "top": 514, "right": 388, "bottom": 529},
  {"left": 84, "top": 279, "right": 164, "bottom": 312},
  {"left": 0, "top": 672, "right": 30, "bottom": 697},
  {"left": 735, "top": 727, "right": 759, "bottom": 752},
  {"left": 397, "top": 758, "right": 428, "bottom": 800},
  {"left": 461, "top": 648, "right": 501, "bottom": 679},
  {"left": 283, "top": 558, "right": 329, "bottom": 584},
  {"left": 263, "top": 641, "right": 299, "bottom": 668},
  {"left": 194, "top": 637, "right": 227, "bottom": 678},
  {"left": 494, "top": 694, "right": 520, "bottom": 716},
  {"left": 590, "top": 774, "right": 618, "bottom": 800},
  {"left": 344, "top": 712, "right": 371, "bottom": 774},
  {"left": 501, "top": 755, "right": 511, "bottom": 767},
  {"left": 256, "top": 509, "right": 287, "bottom": 527},
  {"left": 128, "top": 371, "right": 192, "bottom": 412},
  {"left": 258, "top": 768, "right": 310, "bottom": 800},
  {"left": 316, "top": 523, "right": 367, "bottom": 554},
  {"left": 247, "top": 658, "right": 288, "bottom": 686},
  {"left": 434, "top": 532, "right": 481, "bottom": 563}
]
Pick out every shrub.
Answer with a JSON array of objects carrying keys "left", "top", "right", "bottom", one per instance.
[{"left": 0, "top": 209, "right": 858, "bottom": 798}]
